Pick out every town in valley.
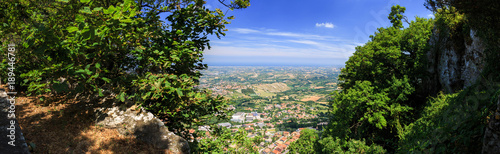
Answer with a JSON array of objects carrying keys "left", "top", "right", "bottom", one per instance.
[{"left": 196, "top": 66, "right": 341, "bottom": 153}]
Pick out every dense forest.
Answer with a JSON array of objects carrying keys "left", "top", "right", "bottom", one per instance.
[
  {"left": 314, "top": 0, "right": 500, "bottom": 153},
  {"left": 1, "top": 0, "right": 500, "bottom": 153}
]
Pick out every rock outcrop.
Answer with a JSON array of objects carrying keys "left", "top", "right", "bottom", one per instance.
[
  {"left": 482, "top": 95, "right": 500, "bottom": 153},
  {"left": 428, "top": 29, "right": 485, "bottom": 93},
  {"left": 0, "top": 90, "right": 30, "bottom": 153},
  {"left": 95, "top": 105, "right": 190, "bottom": 154}
]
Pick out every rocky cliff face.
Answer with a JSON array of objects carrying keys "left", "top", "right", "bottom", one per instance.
[
  {"left": 428, "top": 28, "right": 500, "bottom": 153},
  {"left": 482, "top": 95, "right": 500, "bottom": 153},
  {"left": 428, "top": 29, "right": 485, "bottom": 93}
]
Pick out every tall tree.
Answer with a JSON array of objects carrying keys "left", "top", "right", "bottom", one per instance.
[{"left": 326, "top": 5, "right": 434, "bottom": 151}]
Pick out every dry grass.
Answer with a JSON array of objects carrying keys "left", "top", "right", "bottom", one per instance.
[
  {"left": 253, "top": 83, "right": 290, "bottom": 93},
  {"left": 313, "top": 86, "right": 325, "bottom": 89},
  {"left": 300, "top": 96, "right": 322, "bottom": 102},
  {"left": 13, "top": 87, "right": 170, "bottom": 153}
]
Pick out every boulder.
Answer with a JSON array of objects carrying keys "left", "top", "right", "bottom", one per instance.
[{"left": 95, "top": 105, "right": 190, "bottom": 154}]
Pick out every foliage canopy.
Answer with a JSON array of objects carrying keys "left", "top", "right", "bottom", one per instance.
[{"left": 0, "top": 0, "right": 249, "bottom": 151}]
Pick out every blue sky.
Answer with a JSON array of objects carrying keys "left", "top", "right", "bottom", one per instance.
[{"left": 200, "top": 0, "right": 434, "bottom": 66}]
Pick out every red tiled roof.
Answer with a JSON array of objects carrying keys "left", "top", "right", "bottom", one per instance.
[{"left": 264, "top": 148, "right": 271, "bottom": 153}]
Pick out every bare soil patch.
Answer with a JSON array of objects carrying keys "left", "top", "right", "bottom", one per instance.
[{"left": 15, "top": 90, "right": 168, "bottom": 153}]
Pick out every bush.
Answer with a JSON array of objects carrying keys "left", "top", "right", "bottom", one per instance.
[
  {"left": 316, "top": 137, "right": 386, "bottom": 154},
  {"left": 399, "top": 79, "right": 500, "bottom": 153}
]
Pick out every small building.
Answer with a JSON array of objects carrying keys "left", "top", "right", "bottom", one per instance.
[
  {"left": 257, "top": 122, "right": 266, "bottom": 128},
  {"left": 283, "top": 131, "right": 290, "bottom": 136},
  {"left": 263, "top": 148, "right": 272, "bottom": 154},
  {"left": 198, "top": 125, "right": 211, "bottom": 131},
  {"left": 272, "top": 150, "right": 281, "bottom": 154},
  {"left": 217, "top": 122, "right": 232, "bottom": 128},
  {"left": 246, "top": 116, "right": 254, "bottom": 122},
  {"left": 231, "top": 112, "right": 246, "bottom": 122}
]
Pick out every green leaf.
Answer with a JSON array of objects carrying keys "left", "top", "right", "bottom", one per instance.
[
  {"left": 119, "top": 92, "right": 125, "bottom": 102},
  {"left": 120, "top": 18, "right": 133, "bottom": 23},
  {"left": 95, "top": 63, "right": 101, "bottom": 69},
  {"left": 67, "top": 26, "right": 79, "bottom": 33},
  {"left": 176, "top": 89, "right": 184, "bottom": 97},
  {"left": 80, "top": 0, "right": 90, "bottom": 3},
  {"left": 75, "top": 69, "right": 85, "bottom": 74},
  {"left": 85, "top": 69, "right": 92, "bottom": 75},
  {"left": 80, "top": 7, "right": 92, "bottom": 14},
  {"left": 101, "top": 77, "right": 111, "bottom": 83},
  {"left": 75, "top": 14, "right": 85, "bottom": 23},
  {"left": 104, "top": 6, "right": 116, "bottom": 14},
  {"left": 93, "top": 7, "right": 103, "bottom": 12},
  {"left": 98, "top": 89, "right": 104, "bottom": 97}
]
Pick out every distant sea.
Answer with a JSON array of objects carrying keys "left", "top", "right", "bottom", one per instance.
[
  {"left": 203, "top": 55, "right": 347, "bottom": 68},
  {"left": 207, "top": 64, "right": 345, "bottom": 68}
]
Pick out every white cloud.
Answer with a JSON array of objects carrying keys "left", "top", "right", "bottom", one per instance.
[
  {"left": 206, "top": 27, "right": 365, "bottom": 61},
  {"left": 427, "top": 14, "right": 435, "bottom": 18},
  {"left": 232, "top": 28, "right": 260, "bottom": 34},
  {"left": 288, "top": 40, "right": 321, "bottom": 46},
  {"left": 230, "top": 28, "right": 336, "bottom": 40},
  {"left": 205, "top": 46, "right": 350, "bottom": 59},
  {"left": 205, "top": 4, "right": 212, "bottom": 9},
  {"left": 266, "top": 32, "right": 331, "bottom": 40},
  {"left": 315, "top": 22, "right": 335, "bottom": 28}
]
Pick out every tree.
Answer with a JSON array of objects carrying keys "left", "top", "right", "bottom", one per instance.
[
  {"left": 288, "top": 128, "right": 318, "bottom": 154},
  {"left": 196, "top": 127, "right": 258, "bottom": 153},
  {"left": 327, "top": 5, "right": 434, "bottom": 151},
  {"left": 0, "top": 0, "right": 250, "bottom": 146},
  {"left": 388, "top": 5, "right": 409, "bottom": 29}
]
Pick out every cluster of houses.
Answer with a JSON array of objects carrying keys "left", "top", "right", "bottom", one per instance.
[
  {"left": 259, "top": 128, "right": 309, "bottom": 154},
  {"left": 231, "top": 112, "right": 262, "bottom": 123},
  {"left": 192, "top": 99, "right": 326, "bottom": 153}
]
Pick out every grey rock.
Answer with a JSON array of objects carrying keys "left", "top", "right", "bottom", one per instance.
[
  {"left": 482, "top": 95, "right": 500, "bottom": 154},
  {"left": 428, "top": 29, "right": 485, "bottom": 93},
  {"left": 461, "top": 30, "right": 485, "bottom": 88},
  {"left": 95, "top": 105, "right": 190, "bottom": 154},
  {"left": 0, "top": 91, "right": 30, "bottom": 153}
]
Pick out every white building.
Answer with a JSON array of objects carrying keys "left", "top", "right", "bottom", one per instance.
[
  {"left": 218, "top": 122, "right": 232, "bottom": 128},
  {"left": 231, "top": 112, "right": 246, "bottom": 122}
]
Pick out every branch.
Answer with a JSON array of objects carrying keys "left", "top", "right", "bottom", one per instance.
[
  {"left": 403, "top": 16, "right": 410, "bottom": 25},
  {"left": 218, "top": 0, "right": 232, "bottom": 8}
]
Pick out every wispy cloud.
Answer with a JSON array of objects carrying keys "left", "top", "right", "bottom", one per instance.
[
  {"left": 287, "top": 40, "right": 322, "bottom": 46},
  {"left": 232, "top": 28, "right": 260, "bottom": 34},
  {"left": 315, "top": 22, "right": 335, "bottom": 28},
  {"left": 205, "top": 27, "right": 364, "bottom": 65},
  {"left": 427, "top": 14, "right": 435, "bottom": 18},
  {"left": 266, "top": 32, "right": 332, "bottom": 40},
  {"left": 205, "top": 4, "right": 212, "bottom": 9},
  {"left": 232, "top": 28, "right": 334, "bottom": 40},
  {"left": 205, "top": 46, "right": 351, "bottom": 59}
]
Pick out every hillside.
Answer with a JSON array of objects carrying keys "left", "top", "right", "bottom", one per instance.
[{"left": 1, "top": 0, "right": 499, "bottom": 153}]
